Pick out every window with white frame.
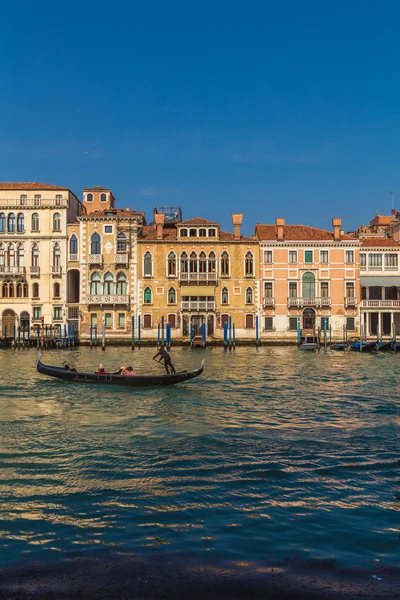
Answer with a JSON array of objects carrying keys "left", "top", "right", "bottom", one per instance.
[
  {"left": 118, "top": 313, "right": 126, "bottom": 328},
  {"left": 264, "top": 250, "right": 272, "bottom": 264},
  {"left": 385, "top": 254, "right": 398, "bottom": 267},
  {"left": 320, "top": 250, "right": 328, "bottom": 263},
  {"left": 264, "top": 282, "right": 273, "bottom": 298},
  {"left": 320, "top": 281, "right": 329, "bottom": 297},
  {"left": 289, "top": 282, "right": 297, "bottom": 298},
  {"left": 345, "top": 250, "right": 354, "bottom": 263},
  {"left": 143, "top": 252, "right": 153, "bottom": 276},
  {"left": 289, "top": 250, "right": 297, "bottom": 264},
  {"left": 369, "top": 253, "right": 382, "bottom": 267},
  {"left": 360, "top": 253, "right": 366, "bottom": 266}
]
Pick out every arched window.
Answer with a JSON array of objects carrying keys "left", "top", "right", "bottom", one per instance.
[
  {"left": 221, "top": 314, "right": 229, "bottom": 327},
  {"left": 209, "top": 228, "right": 216, "bottom": 237},
  {"left": 17, "top": 244, "right": 24, "bottom": 267},
  {"left": 0, "top": 213, "right": 5, "bottom": 233},
  {"left": 221, "top": 287, "right": 229, "bottom": 304},
  {"left": 8, "top": 213, "right": 16, "bottom": 233},
  {"left": 199, "top": 228, "right": 207, "bottom": 237},
  {"left": 116, "top": 272, "right": 127, "bottom": 295},
  {"left": 180, "top": 229, "right": 188, "bottom": 237},
  {"left": 53, "top": 212, "right": 61, "bottom": 231},
  {"left": 246, "top": 287, "right": 253, "bottom": 304},
  {"left": 208, "top": 251, "right": 216, "bottom": 274},
  {"left": 302, "top": 272, "right": 316, "bottom": 298},
  {"left": 86, "top": 193, "right": 94, "bottom": 202},
  {"left": 144, "top": 286, "right": 152, "bottom": 304},
  {"left": 103, "top": 272, "right": 114, "bottom": 295},
  {"left": 53, "top": 282, "right": 60, "bottom": 298},
  {"left": 17, "top": 213, "right": 24, "bottom": 232},
  {"left": 31, "top": 244, "right": 39, "bottom": 267},
  {"left": 69, "top": 234, "right": 78, "bottom": 256},
  {"left": 168, "top": 287, "right": 176, "bottom": 304},
  {"left": 91, "top": 232, "right": 101, "bottom": 254},
  {"left": 16, "top": 281, "right": 23, "bottom": 298},
  {"left": 143, "top": 251, "right": 153, "bottom": 276},
  {"left": 32, "top": 282, "right": 39, "bottom": 298},
  {"left": 31, "top": 213, "right": 39, "bottom": 231},
  {"left": 8, "top": 282, "right": 15, "bottom": 298},
  {"left": 199, "top": 251, "right": 207, "bottom": 273},
  {"left": 0, "top": 244, "right": 4, "bottom": 266},
  {"left": 117, "top": 232, "right": 127, "bottom": 252},
  {"left": 180, "top": 251, "right": 188, "bottom": 273},
  {"left": 53, "top": 243, "right": 61, "bottom": 266},
  {"left": 90, "top": 272, "right": 101, "bottom": 295},
  {"left": 167, "top": 251, "right": 176, "bottom": 276},
  {"left": 2, "top": 282, "right": 9, "bottom": 298},
  {"left": 189, "top": 251, "right": 197, "bottom": 273},
  {"left": 8, "top": 244, "right": 15, "bottom": 267},
  {"left": 21, "top": 311, "right": 30, "bottom": 329},
  {"left": 221, "top": 251, "right": 229, "bottom": 276},
  {"left": 245, "top": 251, "right": 254, "bottom": 276},
  {"left": 100, "top": 193, "right": 107, "bottom": 202},
  {"left": 189, "top": 228, "right": 197, "bottom": 237},
  {"left": 23, "top": 282, "right": 28, "bottom": 298}
]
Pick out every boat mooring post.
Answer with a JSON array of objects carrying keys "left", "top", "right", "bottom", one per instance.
[
  {"left": 190, "top": 323, "right": 194, "bottom": 348},
  {"left": 228, "top": 316, "right": 232, "bottom": 350},
  {"left": 18, "top": 325, "right": 21, "bottom": 349},
  {"left": 101, "top": 317, "right": 106, "bottom": 351},
  {"left": 201, "top": 322, "right": 206, "bottom": 348},
  {"left": 161, "top": 316, "right": 165, "bottom": 346},
  {"left": 360, "top": 324, "right": 363, "bottom": 351},
  {"left": 297, "top": 317, "right": 301, "bottom": 346},
  {"left": 131, "top": 316, "right": 135, "bottom": 350},
  {"left": 255, "top": 315, "right": 259, "bottom": 347},
  {"left": 392, "top": 322, "right": 396, "bottom": 352},
  {"left": 95, "top": 325, "right": 98, "bottom": 347},
  {"left": 13, "top": 324, "right": 16, "bottom": 349},
  {"left": 157, "top": 323, "right": 160, "bottom": 345},
  {"left": 68, "top": 324, "right": 71, "bottom": 348},
  {"left": 232, "top": 323, "right": 236, "bottom": 350},
  {"left": 72, "top": 324, "right": 75, "bottom": 347},
  {"left": 223, "top": 323, "right": 228, "bottom": 349},
  {"left": 63, "top": 324, "right": 67, "bottom": 348},
  {"left": 89, "top": 325, "right": 93, "bottom": 349},
  {"left": 323, "top": 317, "right": 327, "bottom": 351},
  {"left": 329, "top": 324, "right": 332, "bottom": 348},
  {"left": 37, "top": 325, "right": 40, "bottom": 349},
  {"left": 317, "top": 326, "right": 321, "bottom": 351},
  {"left": 166, "top": 322, "right": 171, "bottom": 349},
  {"left": 27, "top": 326, "right": 30, "bottom": 347},
  {"left": 138, "top": 316, "right": 141, "bottom": 349}
]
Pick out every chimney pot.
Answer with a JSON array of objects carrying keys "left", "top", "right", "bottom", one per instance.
[
  {"left": 332, "top": 217, "right": 342, "bottom": 240},
  {"left": 154, "top": 213, "right": 165, "bottom": 239},
  {"left": 232, "top": 213, "right": 243, "bottom": 240},
  {"left": 276, "top": 217, "right": 285, "bottom": 240}
]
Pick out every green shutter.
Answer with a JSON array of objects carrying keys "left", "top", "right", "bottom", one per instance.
[{"left": 305, "top": 250, "right": 313, "bottom": 263}]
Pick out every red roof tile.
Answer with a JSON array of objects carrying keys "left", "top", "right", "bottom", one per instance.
[
  {"left": 139, "top": 225, "right": 253, "bottom": 242},
  {"left": 80, "top": 208, "right": 143, "bottom": 219},
  {"left": 140, "top": 225, "right": 177, "bottom": 240},
  {"left": 180, "top": 217, "right": 219, "bottom": 225},
  {"left": 361, "top": 238, "right": 400, "bottom": 247},
  {"left": 255, "top": 224, "right": 354, "bottom": 241},
  {"left": 83, "top": 186, "right": 112, "bottom": 191},
  {"left": 0, "top": 182, "right": 68, "bottom": 190}
]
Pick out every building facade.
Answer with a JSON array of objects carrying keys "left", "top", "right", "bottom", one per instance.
[
  {"left": 68, "top": 187, "right": 145, "bottom": 340},
  {"left": 0, "top": 182, "right": 83, "bottom": 337},
  {"left": 137, "top": 210, "right": 259, "bottom": 340},
  {"left": 255, "top": 218, "right": 361, "bottom": 340}
]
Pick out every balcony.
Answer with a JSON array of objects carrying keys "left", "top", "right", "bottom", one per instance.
[
  {"left": 52, "top": 266, "right": 62, "bottom": 276},
  {"left": 263, "top": 297, "right": 275, "bottom": 308},
  {"left": 288, "top": 297, "right": 331, "bottom": 307},
  {"left": 0, "top": 198, "right": 69, "bottom": 208},
  {"left": 115, "top": 254, "right": 129, "bottom": 265},
  {"left": 360, "top": 265, "right": 399, "bottom": 273},
  {"left": 345, "top": 296, "right": 357, "bottom": 307},
  {"left": 0, "top": 266, "right": 25, "bottom": 276},
  {"left": 88, "top": 254, "right": 103, "bottom": 265},
  {"left": 30, "top": 266, "right": 40, "bottom": 276},
  {"left": 361, "top": 299, "right": 400, "bottom": 308},
  {"left": 181, "top": 300, "right": 216, "bottom": 311},
  {"left": 86, "top": 294, "right": 130, "bottom": 305},
  {"left": 179, "top": 272, "right": 217, "bottom": 283}
]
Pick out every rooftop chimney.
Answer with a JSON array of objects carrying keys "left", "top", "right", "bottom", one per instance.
[
  {"left": 332, "top": 217, "right": 342, "bottom": 241},
  {"left": 232, "top": 213, "right": 243, "bottom": 240},
  {"left": 154, "top": 212, "right": 165, "bottom": 240},
  {"left": 276, "top": 217, "right": 285, "bottom": 241}
]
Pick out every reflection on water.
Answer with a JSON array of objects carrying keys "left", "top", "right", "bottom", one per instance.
[{"left": 0, "top": 346, "right": 399, "bottom": 568}]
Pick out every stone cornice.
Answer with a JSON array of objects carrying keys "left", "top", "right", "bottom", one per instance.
[{"left": 259, "top": 240, "right": 361, "bottom": 248}]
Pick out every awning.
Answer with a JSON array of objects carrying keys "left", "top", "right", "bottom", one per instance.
[
  {"left": 183, "top": 287, "right": 215, "bottom": 296},
  {"left": 360, "top": 276, "right": 400, "bottom": 287}
]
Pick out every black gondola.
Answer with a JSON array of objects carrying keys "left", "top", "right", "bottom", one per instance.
[
  {"left": 349, "top": 341, "right": 376, "bottom": 352},
  {"left": 330, "top": 343, "right": 347, "bottom": 351},
  {"left": 36, "top": 353, "right": 205, "bottom": 387},
  {"left": 376, "top": 341, "right": 393, "bottom": 352}
]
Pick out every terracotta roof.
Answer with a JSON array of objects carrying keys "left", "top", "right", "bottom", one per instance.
[
  {"left": 0, "top": 182, "right": 68, "bottom": 191},
  {"left": 180, "top": 217, "right": 219, "bottom": 226},
  {"left": 83, "top": 186, "right": 112, "bottom": 192},
  {"left": 361, "top": 238, "right": 400, "bottom": 247},
  {"left": 219, "top": 231, "right": 253, "bottom": 242},
  {"left": 140, "top": 225, "right": 177, "bottom": 240},
  {"left": 80, "top": 208, "right": 143, "bottom": 219},
  {"left": 139, "top": 225, "right": 253, "bottom": 242},
  {"left": 255, "top": 224, "right": 354, "bottom": 241}
]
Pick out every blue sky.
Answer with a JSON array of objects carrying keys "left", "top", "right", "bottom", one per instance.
[{"left": 1, "top": 0, "right": 400, "bottom": 235}]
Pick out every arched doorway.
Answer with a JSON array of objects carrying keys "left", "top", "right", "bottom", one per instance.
[
  {"left": 303, "top": 308, "right": 316, "bottom": 330},
  {"left": 67, "top": 269, "right": 80, "bottom": 303},
  {"left": 20, "top": 311, "right": 30, "bottom": 333},
  {"left": 2, "top": 309, "right": 16, "bottom": 337}
]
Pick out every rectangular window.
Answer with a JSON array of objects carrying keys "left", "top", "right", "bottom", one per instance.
[
  {"left": 320, "top": 250, "right": 328, "bottom": 263},
  {"left": 346, "top": 317, "right": 355, "bottom": 331},
  {"left": 368, "top": 253, "right": 382, "bottom": 267},
  {"left": 118, "top": 313, "right": 126, "bottom": 328},
  {"left": 264, "top": 282, "right": 273, "bottom": 298},
  {"left": 245, "top": 314, "right": 254, "bottom": 329},
  {"left": 53, "top": 307, "right": 62, "bottom": 320},
  {"left": 264, "top": 316, "right": 273, "bottom": 331},
  {"left": 289, "top": 282, "right": 297, "bottom": 298},
  {"left": 143, "top": 314, "right": 152, "bottom": 328},
  {"left": 91, "top": 313, "right": 98, "bottom": 327},
  {"left": 304, "top": 250, "right": 313, "bottom": 264},
  {"left": 264, "top": 250, "right": 272, "bottom": 264},
  {"left": 168, "top": 314, "right": 176, "bottom": 328},
  {"left": 320, "top": 282, "right": 329, "bottom": 297},
  {"left": 346, "top": 282, "right": 355, "bottom": 297},
  {"left": 33, "top": 307, "right": 41, "bottom": 320},
  {"left": 289, "top": 316, "right": 298, "bottom": 331},
  {"left": 345, "top": 250, "right": 354, "bottom": 263},
  {"left": 104, "top": 225, "right": 113, "bottom": 234},
  {"left": 105, "top": 313, "right": 112, "bottom": 328},
  {"left": 320, "top": 316, "right": 329, "bottom": 329},
  {"left": 360, "top": 253, "right": 366, "bottom": 267},
  {"left": 289, "top": 250, "right": 297, "bottom": 264},
  {"left": 384, "top": 254, "right": 398, "bottom": 267},
  {"left": 361, "top": 286, "right": 366, "bottom": 300}
]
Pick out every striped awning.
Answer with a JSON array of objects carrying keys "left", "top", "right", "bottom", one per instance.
[
  {"left": 183, "top": 287, "right": 215, "bottom": 296},
  {"left": 360, "top": 276, "right": 400, "bottom": 286}
]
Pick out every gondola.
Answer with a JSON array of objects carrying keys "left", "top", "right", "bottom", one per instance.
[
  {"left": 299, "top": 342, "right": 318, "bottom": 351},
  {"left": 376, "top": 341, "right": 393, "bottom": 352},
  {"left": 36, "top": 353, "right": 205, "bottom": 387},
  {"left": 330, "top": 343, "right": 347, "bottom": 351},
  {"left": 349, "top": 341, "right": 376, "bottom": 352}
]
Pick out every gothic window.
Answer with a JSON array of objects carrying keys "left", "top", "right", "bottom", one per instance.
[
  {"left": 189, "top": 251, "right": 197, "bottom": 273},
  {"left": 221, "top": 287, "right": 229, "bottom": 304},
  {"left": 167, "top": 251, "right": 176, "bottom": 276},
  {"left": 69, "top": 234, "right": 78, "bottom": 256},
  {"left": 17, "top": 282, "right": 23, "bottom": 298},
  {"left": 116, "top": 272, "right": 127, "bottom": 295},
  {"left": 90, "top": 272, "right": 101, "bottom": 295},
  {"left": 103, "top": 272, "right": 114, "bottom": 295},
  {"left": 221, "top": 251, "right": 230, "bottom": 276},
  {"left": 199, "top": 251, "right": 207, "bottom": 273},
  {"left": 208, "top": 251, "right": 216, "bottom": 274},
  {"left": 144, "top": 286, "right": 152, "bottom": 304},
  {"left": 0, "top": 244, "right": 4, "bottom": 266},
  {"left": 23, "top": 282, "right": 28, "bottom": 297},
  {"left": 143, "top": 251, "right": 153, "bottom": 276},
  {"left": 180, "top": 251, "right": 188, "bottom": 273},
  {"left": 53, "top": 212, "right": 61, "bottom": 231},
  {"left": 245, "top": 251, "right": 254, "bottom": 276},
  {"left": 168, "top": 287, "right": 176, "bottom": 304},
  {"left": 8, "top": 244, "right": 15, "bottom": 267},
  {"left": 246, "top": 287, "right": 253, "bottom": 304},
  {"left": 91, "top": 232, "right": 101, "bottom": 254}
]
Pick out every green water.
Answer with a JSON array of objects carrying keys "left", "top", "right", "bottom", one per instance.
[{"left": 0, "top": 346, "right": 398, "bottom": 570}]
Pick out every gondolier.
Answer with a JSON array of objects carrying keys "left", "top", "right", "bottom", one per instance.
[{"left": 153, "top": 345, "right": 176, "bottom": 374}]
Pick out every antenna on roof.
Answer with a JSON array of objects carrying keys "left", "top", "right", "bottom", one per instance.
[{"left": 389, "top": 191, "right": 395, "bottom": 211}]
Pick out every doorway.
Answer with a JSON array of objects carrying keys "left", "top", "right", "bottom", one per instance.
[
  {"left": 2, "top": 309, "right": 16, "bottom": 337},
  {"left": 302, "top": 308, "right": 316, "bottom": 330},
  {"left": 191, "top": 315, "right": 203, "bottom": 337}
]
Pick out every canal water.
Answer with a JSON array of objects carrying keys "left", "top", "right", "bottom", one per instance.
[{"left": 0, "top": 346, "right": 398, "bottom": 571}]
